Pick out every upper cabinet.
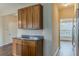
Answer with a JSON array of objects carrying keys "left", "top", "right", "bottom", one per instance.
[
  {"left": 18, "top": 4, "right": 43, "bottom": 29},
  {"left": 32, "top": 5, "right": 43, "bottom": 29}
]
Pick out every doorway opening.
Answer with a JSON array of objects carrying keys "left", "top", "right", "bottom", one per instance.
[{"left": 57, "top": 3, "right": 76, "bottom": 56}]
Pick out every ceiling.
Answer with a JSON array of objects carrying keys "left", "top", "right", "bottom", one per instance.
[
  {"left": 57, "top": 3, "right": 74, "bottom": 18},
  {"left": 0, "top": 3, "right": 36, "bottom": 16},
  {"left": 57, "top": 3, "right": 74, "bottom": 10},
  {"left": 0, "top": 3, "right": 75, "bottom": 16}
]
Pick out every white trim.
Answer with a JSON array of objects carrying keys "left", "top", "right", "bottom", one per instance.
[{"left": 53, "top": 47, "right": 60, "bottom": 56}]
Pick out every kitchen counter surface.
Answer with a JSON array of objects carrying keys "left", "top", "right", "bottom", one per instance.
[
  {"left": 15, "top": 35, "right": 43, "bottom": 40},
  {"left": 13, "top": 36, "right": 43, "bottom": 40}
]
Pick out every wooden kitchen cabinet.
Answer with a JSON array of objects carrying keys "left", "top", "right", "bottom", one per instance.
[
  {"left": 22, "top": 40, "right": 36, "bottom": 56},
  {"left": 12, "top": 38, "right": 43, "bottom": 56},
  {"left": 32, "top": 5, "right": 43, "bottom": 29},
  {"left": 12, "top": 39, "right": 22, "bottom": 56},
  {"left": 15, "top": 43, "right": 22, "bottom": 56},
  {"left": 22, "top": 42, "right": 29, "bottom": 56},
  {"left": 26, "top": 7, "right": 33, "bottom": 29},
  {"left": 21, "top": 8, "right": 27, "bottom": 29},
  {"left": 18, "top": 4, "right": 43, "bottom": 29},
  {"left": 29, "top": 46, "right": 36, "bottom": 56},
  {"left": 18, "top": 9, "right": 22, "bottom": 28}
]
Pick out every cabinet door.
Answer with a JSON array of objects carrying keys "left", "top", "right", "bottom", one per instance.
[
  {"left": 12, "top": 39, "right": 16, "bottom": 56},
  {"left": 22, "top": 40, "right": 36, "bottom": 56},
  {"left": 12, "top": 39, "right": 22, "bottom": 56},
  {"left": 22, "top": 43, "right": 29, "bottom": 56},
  {"left": 27, "top": 7, "right": 33, "bottom": 29},
  {"left": 18, "top": 9, "right": 22, "bottom": 28},
  {"left": 22, "top": 43, "right": 36, "bottom": 56},
  {"left": 32, "top": 5, "right": 43, "bottom": 29},
  {"left": 28, "top": 41, "right": 36, "bottom": 56},
  {"left": 29, "top": 46, "right": 36, "bottom": 56},
  {"left": 16, "top": 43, "right": 22, "bottom": 56},
  {"left": 21, "top": 8, "right": 27, "bottom": 29}
]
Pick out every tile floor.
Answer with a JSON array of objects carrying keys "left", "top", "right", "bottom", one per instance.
[{"left": 57, "top": 41, "right": 75, "bottom": 56}]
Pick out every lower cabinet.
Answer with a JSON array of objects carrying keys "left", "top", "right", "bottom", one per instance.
[
  {"left": 12, "top": 39, "right": 22, "bottom": 56},
  {"left": 16, "top": 43, "right": 22, "bottom": 56},
  {"left": 22, "top": 44, "right": 29, "bottom": 56},
  {"left": 12, "top": 38, "right": 43, "bottom": 56}
]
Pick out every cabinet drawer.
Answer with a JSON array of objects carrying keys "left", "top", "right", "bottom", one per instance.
[{"left": 23, "top": 40, "right": 36, "bottom": 47}]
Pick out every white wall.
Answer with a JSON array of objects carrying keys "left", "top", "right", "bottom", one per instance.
[
  {"left": 52, "top": 4, "right": 60, "bottom": 56},
  {"left": 0, "top": 17, "right": 3, "bottom": 46},
  {"left": 17, "top": 29, "right": 43, "bottom": 37},
  {"left": 1, "top": 15, "right": 17, "bottom": 46},
  {"left": 42, "top": 3, "right": 53, "bottom": 56}
]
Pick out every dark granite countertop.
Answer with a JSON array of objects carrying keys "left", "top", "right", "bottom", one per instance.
[{"left": 13, "top": 35, "right": 43, "bottom": 40}]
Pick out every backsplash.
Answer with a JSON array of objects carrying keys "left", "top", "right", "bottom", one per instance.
[{"left": 17, "top": 29, "right": 44, "bottom": 37}]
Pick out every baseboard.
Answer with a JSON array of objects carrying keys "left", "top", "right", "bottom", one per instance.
[{"left": 53, "top": 47, "right": 60, "bottom": 56}]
